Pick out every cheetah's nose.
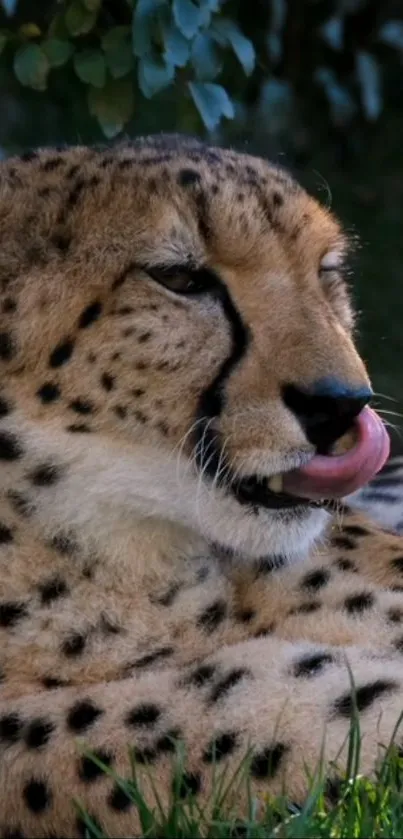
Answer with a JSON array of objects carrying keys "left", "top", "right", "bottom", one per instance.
[{"left": 282, "top": 379, "right": 373, "bottom": 453}]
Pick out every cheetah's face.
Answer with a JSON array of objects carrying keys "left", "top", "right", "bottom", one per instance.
[{"left": 0, "top": 136, "right": 388, "bottom": 564}]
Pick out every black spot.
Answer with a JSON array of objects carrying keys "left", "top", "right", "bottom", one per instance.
[
  {"left": 62, "top": 632, "right": 87, "bottom": 657},
  {"left": 67, "top": 178, "right": 86, "bottom": 208},
  {"left": 250, "top": 743, "right": 289, "bottom": 779},
  {"left": 331, "top": 679, "right": 397, "bottom": 717},
  {"left": 24, "top": 718, "right": 54, "bottom": 749},
  {"left": 324, "top": 775, "right": 343, "bottom": 806},
  {"left": 78, "top": 750, "right": 113, "bottom": 782},
  {"left": 342, "top": 525, "right": 369, "bottom": 537},
  {"left": 335, "top": 557, "right": 358, "bottom": 573},
  {"left": 210, "top": 668, "right": 249, "bottom": 703},
  {"left": 101, "top": 372, "right": 115, "bottom": 391},
  {"left": 0, "top": 331, "right": 15, "bottom": 360},
  {"left": 0, "top": 523, "right": 13, "bottom": 544},
  {"left": 29, "top": 463, "right": 63, "bottom": 487},
  {"left": 49, "top": 339, "right": 74, "bottom": 368},
  {"left": 332, "top": 535, "right": 356, "bottom": 550},
  {"left": 150, "top": 580, "right": 182, "bottom": 608},
  {"left": 99, "top": 613, "right": 121, "bottom": 635},
  {"left": 387, "top": 608, "right": 403, "bottom": 624},
  {"left": 393, "top": 635, "right": 403, "bottom": 653},
  {"left": 185, "top": 663, "right": 216, "bottom": 687},
  {"left": 114, "top": 405, "right": 127, "bottom": 419},
  {"left": 134, "top": 409, "right": 147, "bottom": 424},
  {"left": 203, "top": 731, "right": 238, "bottom": 762},
  {"left": 132, "top": 745, "right": 157, "bottom": 765},
  {"left": 69, "top": 398, "right": 94, "bottom": 415},
  {"left": 343, "top": 592, "right": 374, "bottom": 614},
  {"left": 289, "top": 601, "right": 321, "bottom": 615},
  {"left": 0, "top": 712, "right": 22, "bottom": 743},
  {"left": 7, "top": 490, "right": 33, "bottom": 518},
  {"left": 197, "top": 599, "right": 227, "bottom": 632},
  {"left": 178, "top": 168, "right": 201, "bottom": 187},
  {"left": 78, "top": 301, "right": 103, "bottom": 329},
  {"left": 117, "top": 306, "right": 134, "bottom": 316},
  {"left": 51, "top": 231, "right": 72, "bottom": 252},
  {"left": 67, "top": 699, "right": 103, "bottom": 732},
  {"left": 255, "top": 554, "right": 287, "bottom": 574},
  {"left": 108, "top": 783, "right": 133, "bottom": 811},
  {"left": 300, "top": 568, "right": 330, "bottom": 592},
  {"left": 2, "top": 297, "right": 17, "bottom": 314},
  {"left": 131, "top": 646, "right": 174, "bottom": 670},
  {"left": 272, "top": 190, "right": 284, "bottom": 207},
  {"left": 132, "top": 387, "right": 145, "bottom": 398},
  {"left": 41, "top": 157, "right": 63, "bottom": 172},
  {"left": 2, "top": 828, "right": 25, "bottom": 839},
  {"left": 126, "top": 703, "right": 161, "bottom": 727},
  {"left": 67, "top": 423, "right": 91, "bottom": 433},
  {"left": 176, "top": 771, "right": 201, "bottom": 798},
  {"left": 391, "top": 557, "right": 403, "bottom": 574},
  {"left": 0, "top": 395, "right": 11, "bottom": 416},
  {"left": 41, "top": 676, "right": 69, "bottom": 690},
  {"left": 0, "top": 431, "right": 23, "bottom": 461},
  {"left": 235, "top": 608, "right": 256, "bottom": 623},
  {"left": 23, "top": 779, "right": 52, "bottom": 813},
  {"left": 254, "top": 623, "right": 275, "bottom": 637},
  {"left": 138, "top": 331, "right": 151, "bottom": 343},
  {"left": 50, "top": 532, "right": 78, "bottom": 556},
  {"left": 293, "top": 652, "right": 333, "bottom": 678},
  {"left": 0, "top": 601, "right": 28, "bottom": 627},
  {"left": 38, "top": 576, "right": 68, "bottom": 605},
  {"left": 154, "top": 727, "right": 182, "bottom": 754},
  {"left": 36, "top": 383, "right": 61, "bottom": 404}
]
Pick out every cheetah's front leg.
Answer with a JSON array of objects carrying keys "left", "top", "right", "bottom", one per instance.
[{"left": 2, "top": 635, "right": 403, "bottom": 837}]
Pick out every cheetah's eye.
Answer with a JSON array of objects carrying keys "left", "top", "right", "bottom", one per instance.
[{"left": 145, "top": 264, "right": 219, "bottom": 296}]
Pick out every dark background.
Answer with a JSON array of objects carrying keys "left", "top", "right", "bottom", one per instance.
[{"left": 1, "top": 0, "right": 403, "bottom": 448}]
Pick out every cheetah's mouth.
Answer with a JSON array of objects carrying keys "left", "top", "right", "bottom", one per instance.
[{"left": 233, "top": 407, "right": 390, "bottom": 511}]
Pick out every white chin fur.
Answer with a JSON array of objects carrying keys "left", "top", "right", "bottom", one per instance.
[{"left": 10, "top": 421, "right": 329, "bottom": 565}]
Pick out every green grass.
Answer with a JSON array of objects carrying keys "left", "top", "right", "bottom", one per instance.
[{"left": 76, "top": 708, "right": 403, "bottom": 838}]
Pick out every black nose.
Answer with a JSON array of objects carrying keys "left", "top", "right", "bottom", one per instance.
[{"left": 283, "top": 379, "right": 372, "bottom": 453}]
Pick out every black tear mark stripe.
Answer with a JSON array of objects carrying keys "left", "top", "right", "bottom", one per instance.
[{"left": 194, "top": 272, "right": 250, "bottom": 481}]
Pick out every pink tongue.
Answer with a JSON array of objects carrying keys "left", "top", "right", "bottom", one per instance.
[{"left": 283, "top": 407, "right": 390, "bottom": 500}]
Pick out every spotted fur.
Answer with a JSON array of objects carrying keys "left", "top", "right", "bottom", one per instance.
[{"left": 0, "top": 135, "right": 403, "bottom": 837}]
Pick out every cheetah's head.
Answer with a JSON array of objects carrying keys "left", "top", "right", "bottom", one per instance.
[{"left": 0, "top": 135, "right": 389, "bottom": 565}]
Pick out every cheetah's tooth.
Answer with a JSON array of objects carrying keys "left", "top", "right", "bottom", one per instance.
[{"left": 267, "top": 473, "right": 283, "bottom": 494}]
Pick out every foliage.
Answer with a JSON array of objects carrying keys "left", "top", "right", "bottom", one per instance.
[
  {"left": 74, "top": 707, "right": 403, "bottom": 838},
  {"left": 0, "top": 1, "right": 402, "bottom": 147},
  {"left": 0, "top": 0, "right": 256, "bottom": 138}
]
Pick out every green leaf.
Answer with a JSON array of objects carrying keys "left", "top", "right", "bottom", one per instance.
[
  {"left": 0, "top": 33, "right": 7, "bottom": 55},
  {"left": 161, "top": 22, "right": 190, "bottom": 68},
  {"left": 42, "top": 38, "right": 74, "bottom": 68},
  {"left": 13, "top": 43, "right": 49, "bottom": 91},
  {"left": 65, "top": 1, "right": 97, "bottom": 37},
  {"left": 173, "top": 0, "right": 202, "bottom": 39},
  {"left": 212, "top": 19, "right": 255, "bottom": 75},
  {"left": 102, "top": 27, "right": 133, "bottom": 78},
  {"left": 74, "top": 48, "right": 106, "bottom": 87},
  {"left": 138, "top": 53, "right": 174, "bottom": 98},
  {"left": 132, "top": 0, "right": 166, "bottom": 58},
  {"left": 191, "top": 32, "right": 222, "bottom": 80},
  {"left": 88, "top": 77, "right": 134, "bottom": 138},
  {"left": 188, "top": 81, "right": 234, "bottom": 130}
]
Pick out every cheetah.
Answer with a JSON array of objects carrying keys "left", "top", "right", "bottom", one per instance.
[{"left": 1, "top": 134, "right": 403, "bottom": 837}]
